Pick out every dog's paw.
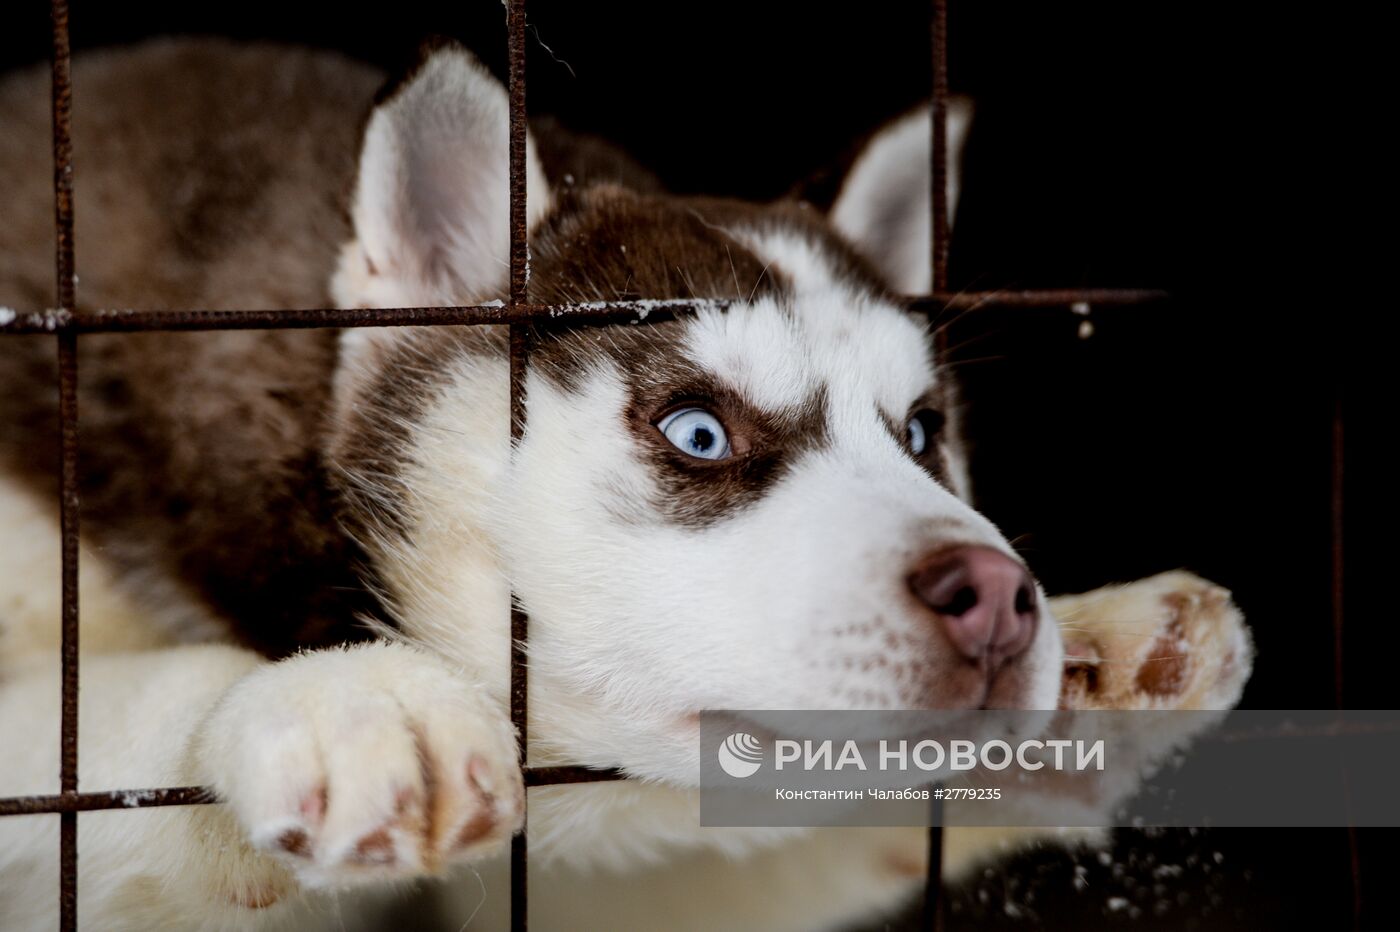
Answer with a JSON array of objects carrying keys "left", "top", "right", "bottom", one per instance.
[
  {"left": 1049, "top": 571, "right": 1253, "bottom": 712},
  {"left": 194, "top": 642, "right": 522, "bottom": 889}
]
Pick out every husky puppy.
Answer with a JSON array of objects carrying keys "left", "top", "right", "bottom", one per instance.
[{"left": 0, "top": 40, "right": 1252, "bottom": 931}]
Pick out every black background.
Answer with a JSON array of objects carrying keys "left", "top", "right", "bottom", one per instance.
[{"left": 0, "top": 2, "right": 1376, "bottom": 929}]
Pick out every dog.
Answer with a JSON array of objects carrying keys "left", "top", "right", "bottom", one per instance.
[{"left": 0, "top": 39, "right": 1253, "bottom": 930}]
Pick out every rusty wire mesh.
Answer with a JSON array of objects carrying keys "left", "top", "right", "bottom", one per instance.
[{"left": 0, "top": 1, "right": 1350, "bottom": 931}]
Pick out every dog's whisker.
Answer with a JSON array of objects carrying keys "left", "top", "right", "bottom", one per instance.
[{"left": 456, "top": 862, "right": 489, "bottom": 932}]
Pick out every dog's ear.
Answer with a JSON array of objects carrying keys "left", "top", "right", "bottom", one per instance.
[
  {"left": 332, "top": 43, "right": 551, "bottom": 308},
  {"left": 829, "top": 99, "right": 971, "bottom": 296}
]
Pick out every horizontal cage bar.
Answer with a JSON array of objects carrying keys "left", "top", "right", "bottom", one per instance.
[
  {"left": 0, "top": 766, "right": 629, "bottom": 818},
  {"left": 0, "top": 289, "right": 1170, "bottom": 336},
  {"left": 3, "top": 716, "right": 1386, "bottom": 817}
]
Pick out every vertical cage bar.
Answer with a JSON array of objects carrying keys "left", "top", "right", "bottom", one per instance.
[
  {"left": 49, "top": 2, "right": 80, "bottom": 930},
  {"left": 1331, "top": 391, "right": 1345, "bottom": 709},
  {"left": 506, "top": 2, "right": 530, "bottom": 930},
  {"left": 930, "top": 0, "right": 951, "bottom": 296},
  {"left": 1332, "top": 389, "right": 1361, "bottom": 927},
  {"left": 47, "top": 1, "right": 81, "bottom": 929},
  {"left": 56, "top": 340, "right": 79, "bottom": 932},
  {"left": 924, "top": 2, "right": 949, "bottom": 927},
  {"left": 924, "top": 795, "right": 945, "bottom": 931}
]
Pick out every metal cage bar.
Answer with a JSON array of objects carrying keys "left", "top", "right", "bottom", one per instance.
[
  {"left": 925, "top": 1, "right": 952, "bottom": 925},
  {"left": 48, "top": 1, "right": 81, "bottom": 928},
  {"left": 0, "top": 289, "right": 1172, "bottom": 337},
  {"left": 0, "top": 0, "right": 1355, "bottom": 929},
  {"left": 506, "top": 2, "right": 533, "bottom": 928},
  {"left": 1334, "top": 389, "right": 1360, "bottom": 927}
]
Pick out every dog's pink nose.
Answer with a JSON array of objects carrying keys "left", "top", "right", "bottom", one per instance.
[{"left": 908, "top": 546, "right": 1038, "bottom": 667}]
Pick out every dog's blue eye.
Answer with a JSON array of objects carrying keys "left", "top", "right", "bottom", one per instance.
[
  {"left": 908, "top": 409, "right": 946, "bottom": 456},
  {"left": 908, "top": 418, "right": 928, "bottom": 455},
  {"left": 658, "top": 408, "right": 731, "bottom": 460}
]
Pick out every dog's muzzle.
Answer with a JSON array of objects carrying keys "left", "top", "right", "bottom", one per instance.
[{"left": 908, "top": 545, "right": 1039, "bottom": 674}]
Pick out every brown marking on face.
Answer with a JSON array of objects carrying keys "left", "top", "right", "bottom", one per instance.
[
  {"left": 522, "top": 185, "right": 951, "bottom": 529},
  {"left": 526, "top": 185, "right": 786, "bottom": 394},
  {"left": 526, "top": 183, "right": 898, "bottom": 389},
  {"left": 876, "top": 384, "right": 957, "bottom": 486},
  {"left": 526, "top": 183, "right": 847, "bottom": 301},
  {"left": 536, "top": 316, "right": 835, "bottom": 529},
  {"left": 329, "top": 325, "right": 505, "bottom": 546},
  {"left": 629, "top": 370, "right": 830, "bottom": 529}
]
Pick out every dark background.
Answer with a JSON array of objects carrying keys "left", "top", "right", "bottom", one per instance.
[{"left": 1, "top": 1, "right": 1374, "bottom": 929}]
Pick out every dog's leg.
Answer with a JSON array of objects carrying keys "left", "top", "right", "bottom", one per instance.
[
  {"left": 497, "top": 574, "right": 1254, "bottom": 932},
  {"left": 1052, "top": 570, "right": 1253, "bottom": 712},
  {"left": 0, "top": 642, "right": 522, "bottom": 930},
  {"left": 937, "top": 570, "right": 1254, "bottom": 879}
]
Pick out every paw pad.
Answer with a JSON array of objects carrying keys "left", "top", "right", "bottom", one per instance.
[
  {"left": 349, "top": 827, "right": 398, "bottom": 867},
  {"left": 204, "top": 644, "right": 525, "bottom": 889},
  {"left": 1052, "top": 571, "right": 1253, "bottom": 712},
  {"left": 1134, "top": 619, "right": 1189, "bottom": 697},
  {"left": 275, "top": 826, "right": 313, "bottom": 859}
]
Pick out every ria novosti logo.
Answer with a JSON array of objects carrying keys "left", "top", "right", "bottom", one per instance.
[{"left": 718, "top": 732, "right": 764, "bottom": 778}]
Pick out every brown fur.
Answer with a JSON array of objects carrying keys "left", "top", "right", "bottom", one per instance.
[
  {"left": 0, "top": 39, "right": 927, "bottom": 650},
  {"left": 0, "top": 43, "right": 424, "bottom": 653},
  {"left": 328, "top": 325, "right": 506, "bottom": 547},
  {"left": 0, "top": 41, "right": 695, "bottom": 654}
]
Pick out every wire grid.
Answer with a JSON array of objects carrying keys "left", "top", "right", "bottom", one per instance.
[{"left": 0, "top": 1, "right": 1352, "bottom": 930}]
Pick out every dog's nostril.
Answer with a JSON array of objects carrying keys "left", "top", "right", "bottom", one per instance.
[
  {"left": 933, "top": 585, "right": 978, "bottom": 618},
  {"left": 908, "top": 545, "right": 1039, "bottom": 665}
]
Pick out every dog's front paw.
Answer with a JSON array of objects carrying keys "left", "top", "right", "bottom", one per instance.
[
  {"left": 1050, "top": 570, "right": 1254, "bottom": 712},
  {"left": 972, "top": 574, "right": 1254, "bottom": 828},
  {"left": 194, "top": 643, "right": 522, "bottom": 889}
]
